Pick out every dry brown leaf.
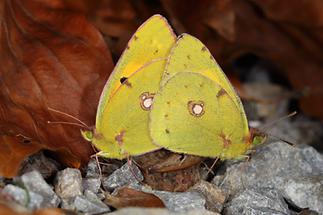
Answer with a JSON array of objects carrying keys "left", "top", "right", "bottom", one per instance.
[
  {"left": 0, "top": 0, "right": 113, "bottom": 177},
  {"left": 105, "top": 187, "right": 165, "bottom": 209},
  {"left": 134, "top": 150, "right": 202, "bottom": 192}
]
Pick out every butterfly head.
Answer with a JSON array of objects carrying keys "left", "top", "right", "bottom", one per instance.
[
  {"left": 249, "top": 128, "right": 267, "bottom": 147},
  {"left": 81, "top": 130, "right": 94, "bottom": 142}
]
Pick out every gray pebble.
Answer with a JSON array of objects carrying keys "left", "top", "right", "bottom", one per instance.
[
  {"left": 55, "top": 168, "right": 83, "bottom": 200},
  {"left": 213, "top": 142, "right": 323, "bottom": 214},
  {"left": 1, "top": 184, "right": 43, "bottom": 209},
  {"left": 224, "top": 188, "right": 290, "bottom": 215},
  {"left": 102, "top": 164, "right": 143, "bottom": 191},
  {"left": 74, "top": 194, "right": 110, "bottom": 214},
  {"left": 83, "top": 177, "right": 101, "bottom": 194},
  {"left": 15, "top": 170, "right": 60, "bottom": 208},
  {"left": 129, "top": 183, "right": 206, "bottom": 212},
  {"left": 283, "top": 177, "right": 323, "bottom": 213}
]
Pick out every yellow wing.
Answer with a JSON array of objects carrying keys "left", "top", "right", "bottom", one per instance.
[
  {"left": 93, "top": 60, "right": 166, "bottom": 159},
  {"left": 163, "top": 33, "right": 247, "bottom": 129},
  {"left": 149, "top": 72, "right": 250, "bottom": 159},
  {"left": 96, "top": 14, "right": 176, "bottom": 127}
]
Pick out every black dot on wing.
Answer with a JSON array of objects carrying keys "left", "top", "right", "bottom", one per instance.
[
  {"left": 120, "top": 77, "right": 128, "bottom": 84},
  {"left": 165, "top": 129, "right": 170, "bottom": 134}
]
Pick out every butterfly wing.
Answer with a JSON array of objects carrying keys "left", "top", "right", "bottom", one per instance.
[
  {"left": 163, "top": 34, "right": 247, "bottom": 129},
  {"left": 93, "top": 60, "right": 166, "bottom": 159},
  {"left": 150, "top": 72, "right": 250, "bottom": 159},
  {"left": 96, "top": 15, "right": 176, "bottom": 127}
]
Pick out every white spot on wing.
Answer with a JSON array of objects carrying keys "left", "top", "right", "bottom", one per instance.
[
  {"left": 192, "top": 104, "right": 203, "bottom": 115},
  {"left": 139, "top": 92, "right": 154, "bottom": 111},
  {"left": 188, "top": 101, "right": 205, "bottom": 117},
  {"left": 143, "top": 97, "right": 153, "bottom": 109}
]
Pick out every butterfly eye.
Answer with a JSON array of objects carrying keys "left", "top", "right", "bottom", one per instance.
[
  {"left": 139, "top": 92, "right": 155, "bottom": 111},
  {"left": 187, "top": 101, "right": 205, "bottom": 117}
]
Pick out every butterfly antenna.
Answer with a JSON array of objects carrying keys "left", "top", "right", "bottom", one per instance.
[
  {"left": 259, "top": 111, "right": 297, "bottom": 131},
  {"left": 266, "top": 132, "right": 295, "bottom": 146},
  {"left": 47, "top": 107, "right": 90, "bottom": 129},
  {"left": 47, "top": 121, "right": 89, "bottom": 129}
]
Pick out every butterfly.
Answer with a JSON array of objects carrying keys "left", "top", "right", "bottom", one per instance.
[
  {"left": 82, "top": 15, "right": 176, "bottom": 159},
  {"left": 149, "top": 34, "right": 266, "bottom": 160},
  {"left": 82, "top": 15, "right": 265, "bottom": 161}
]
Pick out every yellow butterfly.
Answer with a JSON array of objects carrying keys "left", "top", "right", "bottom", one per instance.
[
  {"left": 82, "top": 15, "right": 176, "bottom": 159},
  {"left": 149, "top": 34, "right": 266, "bottom": 160}
]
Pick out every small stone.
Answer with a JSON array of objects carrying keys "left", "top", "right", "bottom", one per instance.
[
  {"left": 1, "top": 184, "right": 43, "bottom": 209},
  {"left": 16, "top": 170, "right": 60, "bottom": 207},
  {"left": 107, "top": 207, "right": 219, "bottom": 215},
  {"left": 60, "top": 199, "right": 75, "bottom": 211},
  {"left": 129, "top": 183, "right": 206, "bottom": 212},
  {"left": 153, "top": 190, "right": 206, "bottom": 212},
  {"left": 190, "top": 181, "right": 226, "bottom": 213},
  {"left": 102, "top": 164, "right": 143, "bottom": 191},
  {"left": 74, "top": 194, "right": 110, "bottom": 214},
  {"left": 83, "top": 177, "right": 101, "bottom": 194},
  {"left": 86, "top": 159, "right": 101, "bottom": 178},
  {"left": 55, "top": 168, "right": 83, "bottom": 200},
  {"left": 284, "top": 177, "right": 323, "bottom": 213},
  {"left": 84, "top": 190, "right": 107, "bottom": 207},
  {"left": 213, "top": 142, "right": 323, "bottom": 197},
  {"left": 212, "top": 142, "right": 323, "bottom": 214},
  {"left": 18, "top": 151, "right": 60, "bottom": 179},
  {"left": 224, "top": 188, "right": 290, "bottom": 215}
]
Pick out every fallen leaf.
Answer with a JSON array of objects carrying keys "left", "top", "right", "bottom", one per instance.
[
  {"left": 134, "top": 150, "right": 202, "bottom": 192},
  {"left": 105, "top": 187, "right": 165, "bottom": 208},
  {"left": 136, "top": 152, "right": 203, "bottom": 173},
  {"left": 0, "top": 0, "right": 113, "bottom": 177}
]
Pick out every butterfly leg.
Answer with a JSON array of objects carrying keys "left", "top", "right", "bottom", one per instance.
[
  {"left": 90, "top": 151, "right": 106, "bottom": 179},
  {"left": 206, "top": 157, "right": 219, "bottom": 177},
  {"left": 235, "top": 153, "right": 252, "bottom": 162},
  {"left": 126, "top": 154, "right": 143, "bottom": 184}
]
